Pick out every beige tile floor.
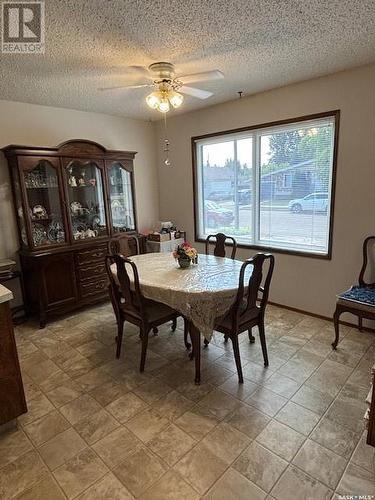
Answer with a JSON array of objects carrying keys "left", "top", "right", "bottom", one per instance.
[{"left": 0, "top": 303, "right": 374, "bottom": 499}]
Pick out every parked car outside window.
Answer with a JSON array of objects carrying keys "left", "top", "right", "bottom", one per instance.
[
  {"left": 288, "top": 192, "right": 329, "bottom": 213},
  {"left": 204, "top": 200, "right": 234, "bottom": 227},
  {"left": 238, "top": 189, "right": 252, "bottom": 205}
]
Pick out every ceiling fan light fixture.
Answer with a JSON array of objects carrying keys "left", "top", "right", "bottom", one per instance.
[
  {"left": 100, "top": 62, "right": 224, "bottom": 114},
  {"left": 169, "top": 90, "right": 184, "bottom": 108},
  {"left": 146, "top": 91, "right": 161, "bottom": 109}
]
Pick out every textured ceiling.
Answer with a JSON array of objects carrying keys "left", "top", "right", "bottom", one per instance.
[{"left": 0, "top": 0, "right": 375, "bottom": 120}]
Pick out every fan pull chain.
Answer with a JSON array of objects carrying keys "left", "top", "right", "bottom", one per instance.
[{"left": 163, "top": 113, "right": 171, "bottom": 167}]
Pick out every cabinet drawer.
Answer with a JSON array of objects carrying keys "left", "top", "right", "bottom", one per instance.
[
  {"left": 78, "top": 262, "right": 107, "bottom": 281},
  {"left": 77, "top": 245, "right": 107, "bottom": 265},
  {"left": 80, "top": 278, "right": 108, "bottom": 298}
]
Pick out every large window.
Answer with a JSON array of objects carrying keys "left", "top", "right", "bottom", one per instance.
[{"left": 193, "top": 111, "right": 339, "bottom": 257}]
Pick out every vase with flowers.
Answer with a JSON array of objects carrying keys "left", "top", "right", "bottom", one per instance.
[{"left": 173, "top": 242, "right": 198, "bottom": 269}]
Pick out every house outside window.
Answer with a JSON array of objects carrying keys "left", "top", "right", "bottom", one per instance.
[{"left": 192, "top": 111, "right": 339, "bottom": 258}]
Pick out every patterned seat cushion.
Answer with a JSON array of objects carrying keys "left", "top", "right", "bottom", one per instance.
[{"left": 337, "top": 286, "right": 375, "bottom": 312}]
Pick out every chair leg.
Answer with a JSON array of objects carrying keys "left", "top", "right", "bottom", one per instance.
[
  {"left": 224, "top": 334, "right": 229, "bottom": 343},
  {"left": 171, "top": 318, "right": 177, "bottom": 332},
  {"left": 152, "top": 327, "right": 158, "bottom": 335},
  {"left": 183, "top": 318, "right": 191, "bottom": 350},
  {"left": 140, "top": 327, "right": 150, "bottom": 372},
  {"left": 248, "top": 328, "right": 255, "bottom": 343},
  {"left": 116, "top": 317, "right": 125, "bottom": 359},
  {"left": 230, "top": 333, "right": 243, "bottom": 383},
  {"left": 358, "top": 316, "right": 363, "bottom": 332},
  {"left": 189, "top": 323, "right": 201, "bottom": 385},
  {"left": 258, "top": 320, "right": 269, "bottom": 367},
  {"left": 332, "top": 308, "right": 341, "bottom": 349},
  {"left": 203, "top": 338, "right": 210, "bottom": 348}
]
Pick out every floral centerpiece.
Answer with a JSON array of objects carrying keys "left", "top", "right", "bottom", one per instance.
[{"left": 173, "top": 242, "right": 198, "bottom": 268}]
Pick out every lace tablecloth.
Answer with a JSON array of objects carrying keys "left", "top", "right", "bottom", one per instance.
[{"left": 111, "top": 252, "right": 251, "bottom": 340}]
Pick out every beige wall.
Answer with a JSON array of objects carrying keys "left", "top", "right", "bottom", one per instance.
[
  {"left": 155, "top": 63, "right": 375, "bottom": 319},
  {"left": 0, "top": 99, "right": 159, "bottom": 260}
]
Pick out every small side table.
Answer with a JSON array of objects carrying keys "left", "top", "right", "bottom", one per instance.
[
  {"left": 0, "top": 270, "right": 26, "bottom": 322},
  {"left": 146, "top": 238, "right": 185, "bottom": 253}
]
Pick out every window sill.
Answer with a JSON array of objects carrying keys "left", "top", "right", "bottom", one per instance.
[{"left": 195, "top": 237, "right": 331, "bottom": 260}]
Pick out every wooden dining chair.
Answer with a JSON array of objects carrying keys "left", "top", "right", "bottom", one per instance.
[
  {"left": 108, "top": 234, "right": 140, "bottom": 257},
  {"left": 215, "top": 253, "right": 275, "bottom": 383},
  {"left": 202, "top": 233, "right": 238, "bottom": 347},
  {"left": 105, "top": 253, "right": 180, "bottom": 371},
  {"left": 108, "top": 235, "right": 176, "bottom": 333},
  {"left": 332, "top": 235, "right": 375, "bottom": 349},
  {"left": 205, "top": 233, "right": 237, "bottom": 260}
]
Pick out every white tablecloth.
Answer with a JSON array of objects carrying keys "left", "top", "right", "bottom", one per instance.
[{"left": 111, "top": 252, "right": 251, "bottom": 340}]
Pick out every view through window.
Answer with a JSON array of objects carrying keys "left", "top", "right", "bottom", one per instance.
[{"left": 194, "top": 113, "right": 338, "bottom": 256}]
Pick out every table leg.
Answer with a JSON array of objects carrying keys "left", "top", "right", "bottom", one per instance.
[{"left": 189, "top": 322, "right": 201, "bottom": 385}]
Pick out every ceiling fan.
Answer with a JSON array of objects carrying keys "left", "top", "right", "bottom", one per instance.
[{"left": 99, "top": 61, "right": 224, "bottom": 113}]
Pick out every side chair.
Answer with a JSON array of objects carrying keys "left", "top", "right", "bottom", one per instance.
[
  {"left": 205, "top": 233, "right": 237, "bottom": 260},
  {"left": 105, "top": 253, "right": 180, "bottom": 371},
  {"left": 204, "top": 233, "right": 238, "bottom": 346},
  {"left": 108, "top": 234, "right": 140, "bottom": 257},
  {"left": 332, "top": 236, "right": 375, "bottom": 349},
  {"left": 215, "top": 253, "right": 275, "bottom": 383},
  {"left": 108, "top": 235, "right": 175, "bottom": 333}
]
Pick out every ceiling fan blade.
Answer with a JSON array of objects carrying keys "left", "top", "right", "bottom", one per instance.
[
  {"left": 178, "top": 70, "right": 224, "bottom": 84},
  {"left": 179, "top": 86, "right": 213, "bottom": 99},
  {"left": 98, "top": 83, "right": 153, "bottom": 92}
]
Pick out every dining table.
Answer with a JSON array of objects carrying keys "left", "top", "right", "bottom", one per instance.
[{"left": 111, "top": 252, "right": 252, "bottom": 384}]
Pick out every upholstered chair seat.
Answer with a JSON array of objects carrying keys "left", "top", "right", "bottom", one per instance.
[{"left": 337, "top": 286, "right": 375, "bottom": 314}]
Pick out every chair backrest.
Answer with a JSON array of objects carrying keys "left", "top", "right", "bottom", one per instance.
[
  {"left": 108, "top": 234, "right": 140, "bottom": 257},
  {"left": 205, "top": 233, "right": 237, "bottom": 260},
  {"left": 105, "top": 253, "right": 144, "bottom": 320},
  {"left": 359, "top": 236, "right": 375, "bottom": 287},
  {"left": 234, "top": 253, "right": 275, "bottom": 320}
]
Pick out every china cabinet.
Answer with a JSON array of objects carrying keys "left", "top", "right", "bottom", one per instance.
[{"left": 3, "top": 140, "right": 143, "bottom": 327}]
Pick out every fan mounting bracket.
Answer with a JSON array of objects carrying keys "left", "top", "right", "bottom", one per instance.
[
  {"left": 152, "top": 78, "right": 183, "bottom": 92},
  {"left": 148, "top": 62, "right": 175, "bottom": 79}
]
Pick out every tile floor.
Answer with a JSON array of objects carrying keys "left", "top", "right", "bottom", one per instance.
[{"left": 0, "top": 303, "right": 374, "bottom": 499}]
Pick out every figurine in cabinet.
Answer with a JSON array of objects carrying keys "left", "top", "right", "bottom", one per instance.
[{"left": 69, "top": 175, "right": 77, "bottom": 187}]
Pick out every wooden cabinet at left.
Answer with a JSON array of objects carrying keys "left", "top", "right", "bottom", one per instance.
[
  {"left": 3, "top": 139, "right": 143, "bottom": 327},
  {"left": 0, "top": 292, "right": 27, "bottom": 425}
]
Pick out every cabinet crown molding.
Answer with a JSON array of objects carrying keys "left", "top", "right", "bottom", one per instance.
[{"left": 2, "top": 139, "right": 137, "bottom": 160}]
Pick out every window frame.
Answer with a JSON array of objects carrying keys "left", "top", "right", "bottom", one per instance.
[{"left": 191, "top": 110, "right": 340, "bottom": 260}]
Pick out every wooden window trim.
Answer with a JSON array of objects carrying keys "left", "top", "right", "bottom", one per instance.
[{"left": 191, "top": 110, "right": 340, "bottom": 260}]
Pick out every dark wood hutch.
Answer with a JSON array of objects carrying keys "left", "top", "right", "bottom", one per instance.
[{"left": 3, "top": 140, "right": 145, "bottom": 327}]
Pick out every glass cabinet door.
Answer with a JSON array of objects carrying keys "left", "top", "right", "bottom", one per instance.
[
  {"left": 108, "top": 162, "right": 136, "bottom": 233},
  {"left": 12, "top": 168, "right": 29, "bottom": 248},
  {"left": 65, "top": 160, "right": 108, "bottom": 241},
  {"left": 22, "top": 159, "right": 66, "bottom": 248}
]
